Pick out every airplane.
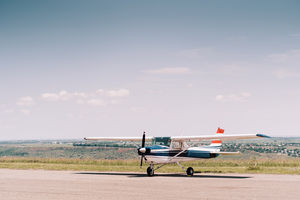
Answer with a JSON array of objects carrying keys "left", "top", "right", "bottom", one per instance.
[{"left": 84, "top": 128, "right": 270, "bottom": 176}]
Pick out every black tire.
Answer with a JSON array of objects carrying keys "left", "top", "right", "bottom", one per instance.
[
  {"left": 147, "top": 166, "right": 154, "bottom": 176},
  {"left": 186, "top": 167, "right": 194, "bottom": 176}
]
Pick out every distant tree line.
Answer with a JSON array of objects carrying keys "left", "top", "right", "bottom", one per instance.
[{"left": 73, "top": 142, "right": 137, "bottom": 148}]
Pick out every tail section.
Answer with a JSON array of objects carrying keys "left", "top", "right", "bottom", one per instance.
[
  {"left": 209, "top": 127, "right": 242, "bottom": 156},
  {"left": 210, "top": 127, "right": 224, "bottom": 147},
  {"left": 210, "top": 140, "right": 222, "bottom": 146}
]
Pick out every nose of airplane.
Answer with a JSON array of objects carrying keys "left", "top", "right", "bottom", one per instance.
[{"left": 139, "top": 147, "right": 146, "bottom": 153}]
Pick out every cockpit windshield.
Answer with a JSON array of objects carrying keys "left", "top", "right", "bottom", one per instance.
[{"left": 152, "top": 137, "right": 171, "bottom": 147}]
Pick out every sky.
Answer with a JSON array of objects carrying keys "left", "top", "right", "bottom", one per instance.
[{"left": 0, "top": 0, "right": 300, "bottom": 140}]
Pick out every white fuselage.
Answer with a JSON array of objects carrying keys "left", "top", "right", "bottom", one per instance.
[{"left": 142, "top": 146, "right": 220, "bottom": 164}]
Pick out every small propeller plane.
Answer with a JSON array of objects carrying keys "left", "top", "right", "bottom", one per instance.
[{"left": 84, "top": 128, "right": 270, "bottom": 176}]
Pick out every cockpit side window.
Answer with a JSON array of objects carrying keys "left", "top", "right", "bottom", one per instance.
[
  {"left": 152, "top": 137, "right": 171, "bottom": 147},
  {"left": 170, "top": 141, "right": 181, "bottom": 149}
]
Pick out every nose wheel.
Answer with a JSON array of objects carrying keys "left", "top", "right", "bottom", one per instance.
[
  {"left": 147, "top": 166, "right": 154, "bottom": 176},
  {"left": 186, "top": 167, "right": 194, "bottom": 176}
]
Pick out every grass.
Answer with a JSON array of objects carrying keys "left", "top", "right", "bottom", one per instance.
[{"left": 0, "top": 157, "right": 299, "bottom": 174}]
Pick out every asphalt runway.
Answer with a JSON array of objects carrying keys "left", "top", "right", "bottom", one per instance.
[{"left": 0, "top": 169, "right": 299, "bottom": 200}]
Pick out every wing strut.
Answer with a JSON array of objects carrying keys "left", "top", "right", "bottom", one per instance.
[{"left": 168, "top": 148, "right": 188, "bottom": 162}]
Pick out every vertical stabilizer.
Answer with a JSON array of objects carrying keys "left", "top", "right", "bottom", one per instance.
[{"left": 210, "top": 127, "right": 224, "bottom": 147}]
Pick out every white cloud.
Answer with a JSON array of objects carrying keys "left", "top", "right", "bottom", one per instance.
[
  {"left": 273, "top": 69, "right": 300, "bottom": 79},
  {"left": 146, "top": 67, "right": 191, "bottom": 75},
  {"left": 96, "top": 89, "right": 104, "bottom": 95},
  {"left": 107, "top": 89, "right": 130, "bottom": 97},
  {"left": 215, "top": 95, "right": 224, "bottom": 101},
  {"left": 70, "top": 92, "right": 88, "bottom": 98},
  {"left": 16, "top": 96, "right": 35, "bottom": 106},
  {"left": 41, "top": 91, "right": 88, "bottom": 101},
  {"left": 57, "top": 90, "right": 71, "bottom": 101},
  {"left": 87, "top": 99, "right": 106, "bottom": 106},
  {"left": 20, "top": 109, "right": 31, "bottom": 115},
  {"left": 40, "top": 89, "right": 130, "bottom": 106},
  {"left": 41, "top": 93, "right": 60, "bottom": 101},
  {"left": 215, "top": 92, "right": 251, "bottom": 102}
]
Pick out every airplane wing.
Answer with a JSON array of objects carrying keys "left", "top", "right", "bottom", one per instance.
[
  {"left": 84, "top": 134, "right": 270, "bottom": 142},
  {"left": 84, "top": 136, "right": 153, "bottom": 142},
  {"left": 171, "top": 133, "right": 270, "bottom": 142}
]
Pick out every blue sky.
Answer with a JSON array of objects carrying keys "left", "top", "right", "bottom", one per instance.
[{"left": 0, "top": 0, "right": 300, "bottom": 139}]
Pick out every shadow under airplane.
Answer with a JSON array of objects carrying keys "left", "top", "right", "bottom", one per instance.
[{"left": 75, "top": 172, "right": 251, "bottom": 179}]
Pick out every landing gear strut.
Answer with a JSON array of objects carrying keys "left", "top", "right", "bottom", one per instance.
[{"left": 176, "top": 162, "right": 194, "bottom": 176}]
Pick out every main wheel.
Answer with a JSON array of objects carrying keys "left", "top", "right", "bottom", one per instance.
[
  {"left": 147, "top": 166, "right": 154, "bottom": 176},
  {"left": 186, "top": 167, "right": 194, "bottom": 176}
]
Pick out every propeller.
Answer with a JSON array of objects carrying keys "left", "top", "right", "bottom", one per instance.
[{"left": 139, "top": 132, "right": 146, "bottom": 168}]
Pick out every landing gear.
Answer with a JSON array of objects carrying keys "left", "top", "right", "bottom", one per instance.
[
  {"left": 146, "top": 162, "right": 194, "bottom": 177},
  {"left": 186, "top": 167, "right": 194, "bottom": 176},
  {"left": 147, "top": 166, "right": 154, "bottom": 176},
  {"left": 176, "top": 162, "right": 194, "bottom": 176}
]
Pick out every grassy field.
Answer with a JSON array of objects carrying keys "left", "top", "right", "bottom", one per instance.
[
  {"left": 0, "top": 157, "right": 299, "bottom": 174},
  {"left": 0, "top": 139, "right": 299, "bottom": 174}
]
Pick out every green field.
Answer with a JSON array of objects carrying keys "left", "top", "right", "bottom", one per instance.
[
  {"left": 0, "top": 139, "right": 299, "bottom": 174},
  {"left": 0, "top": 157, "right": 299, "bottom": 174}
]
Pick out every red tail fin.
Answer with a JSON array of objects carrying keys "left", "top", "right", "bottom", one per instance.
[
  {"left": 211, "top": 127, "right": 224, "bottom": 146},
  {"left": 217, "top": 127, "right": 224, "bottom": 134}
]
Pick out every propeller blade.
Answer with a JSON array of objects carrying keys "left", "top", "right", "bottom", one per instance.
[
  {"left": 140, "top": 132, "right": 146, "bottom": 168},
  {"left": 142, "top": 132, "right": 145, "bottom": 148},
  {"left": 140, "top": 155, "right": 143, "bottom": 168}
]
